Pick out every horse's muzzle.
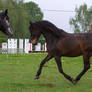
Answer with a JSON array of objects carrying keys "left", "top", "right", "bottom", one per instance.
[{"left": 31, "top": 38, "right": 38, "bottom": 45}]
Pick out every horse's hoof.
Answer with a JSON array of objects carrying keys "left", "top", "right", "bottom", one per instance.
[
  {"left": 35, "top": 76, "right": 39, "bottom": 80},
  {"left": 72, "top": 79, "right": 77, "bottom": 85}
]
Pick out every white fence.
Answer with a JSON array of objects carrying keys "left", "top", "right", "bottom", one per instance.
[{"left": 1, "top": 38, "right": 47, "bottom": 54}]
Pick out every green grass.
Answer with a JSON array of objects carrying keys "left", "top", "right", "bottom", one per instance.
[{"left": 0, "top": 53, "right": 92, "bottom": 92}]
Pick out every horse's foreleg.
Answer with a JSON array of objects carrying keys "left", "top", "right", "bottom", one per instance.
[
  {"left": 55, "top": 56, "right": 74, "bottom": 84},
  {"left": 35, "top": 55, "right": 52, "bottom": 80},
  {"left": 74, "top": 55, "right": 90, "bottom": 84}
]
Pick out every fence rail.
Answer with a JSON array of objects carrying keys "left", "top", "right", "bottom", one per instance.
[{"left": 1, "top": 38, "right": 47, "bottom": 54}]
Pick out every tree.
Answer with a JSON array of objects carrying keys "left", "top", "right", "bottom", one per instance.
[
  {"left": 24, "top": 2, "right": 44, "bottom": 42},
  {"left": 70, "top": 4, "right": 92, "bottom": 33},
  {"left": 12, "top": 2, "right": 28, "bottom": 38},
  {"left": 24, "top": 2, "right": 43, "bottom": 22},
  {"left": 0, "top": 0, "right": 44, "bottom": 42}
]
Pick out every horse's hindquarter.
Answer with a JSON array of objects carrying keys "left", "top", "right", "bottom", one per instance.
[
  {"left": 83, "top": 34, "right": 92, "bottom": 55},
  {"left": 57, "top": 33, "right": 92, "bottom": 57}
]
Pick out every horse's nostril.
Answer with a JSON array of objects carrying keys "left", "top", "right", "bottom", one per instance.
[{"left": 10, "top": 30, "right": 14, "bottom": 36}]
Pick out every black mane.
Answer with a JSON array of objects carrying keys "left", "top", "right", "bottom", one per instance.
[{"left": 34, "top": 20, "right": 67, "bottom": 37}]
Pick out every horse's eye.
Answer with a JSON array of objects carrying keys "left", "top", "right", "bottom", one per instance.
[{"left": 5, "top": 16, "right": 9, "bottom": 21}]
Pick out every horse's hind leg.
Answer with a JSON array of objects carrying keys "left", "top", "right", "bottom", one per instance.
[
  {"left": 55, "top": 56, "right": 74, "bottom": 84},
  {"left": 74, "top": 55, "right": 90, "bottom": 84},
  {"left": 35, "top": 54, "right": 52, "bottom": 79}
]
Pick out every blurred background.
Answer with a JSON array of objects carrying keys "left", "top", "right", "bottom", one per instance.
[{"left": 0, "top": 0, "right": 92, "bottom": 53}]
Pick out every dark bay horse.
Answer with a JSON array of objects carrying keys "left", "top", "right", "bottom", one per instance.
[
  {"left": 29, "top": 20, "right": 92, "bottom": 84},
  {"left": 0, "top": 9, "right": 13, "bottom": 37}
]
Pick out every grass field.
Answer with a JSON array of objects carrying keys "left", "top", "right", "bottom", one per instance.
[{"left": 0, "top": 53, "right": 92, "bottom": 92}]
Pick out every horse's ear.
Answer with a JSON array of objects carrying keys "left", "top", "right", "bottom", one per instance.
[
  {"left": 5, "top": 9, "right": 8, "bottom": 15},
  {"left": 29, "top": 21, "right": 34, "bottom": 28},
  {"left": 29, "top": 21, "right": 34, "bottom": 29}
]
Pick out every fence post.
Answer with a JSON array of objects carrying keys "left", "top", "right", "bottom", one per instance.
[
  {"left": 35, "top": 43, "right": 41, "bottom": 52},
  {"left": 19, "top": 39, "right": 24, "bottom": 53},
  {"left": 45, "top": 43, "right": 47, "bottom": 52},
  {"left": 8, "top": 39, "right": 17, "bottom": 54},
  {"left": 2, "top": 43, "right": 7, "bottom": 54},
  {"left": 24, "top": 39, "right": 29, "bottom": 53}
]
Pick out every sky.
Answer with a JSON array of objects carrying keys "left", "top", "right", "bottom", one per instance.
[{"left": 24, "top": 0, "right": 92, "bottom": 33}]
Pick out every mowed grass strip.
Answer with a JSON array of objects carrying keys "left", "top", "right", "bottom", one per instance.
[{"left": 0, "top": 53, "right": 91, "bottom": 92}]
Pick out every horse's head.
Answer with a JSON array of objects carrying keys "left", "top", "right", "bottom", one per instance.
[
  {"left": 29, "top": 21, "right": 41, "bottom": 45},
  {"left": 0, "top": 9, "right": 13, "bottom": 37}
]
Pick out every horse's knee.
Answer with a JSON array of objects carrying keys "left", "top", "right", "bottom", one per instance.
[{"left": 58, "top": 69, "right": 63, "bottom": 73}]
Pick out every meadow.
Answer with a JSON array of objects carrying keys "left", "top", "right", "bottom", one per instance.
[{"left": 0, "top": 53, "right": 92, "bottom": 92}]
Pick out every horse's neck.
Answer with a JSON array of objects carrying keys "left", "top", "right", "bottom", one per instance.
[
  {"left": 41, "top": 29, "right": 67, "bottom": 44},
  {"left": 59, "top": 29, "right": 68, "bottom": 36},
  {"left": 41, "top": 31, "right": 55, "bottom": 44}
]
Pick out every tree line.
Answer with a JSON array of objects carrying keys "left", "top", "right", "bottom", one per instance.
[
  {"left": 0, "top": 1, "right": 92, "bottom": 43},
  {"left": 70, "top": 4, "right": 92, "bottom": 33},
  {"left": 0, "top": 0, "right": 43, "bottom": 43}
]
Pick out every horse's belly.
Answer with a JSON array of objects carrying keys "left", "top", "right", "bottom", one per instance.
[
  {"left": 63, "top": 52, "right": 82, "bottom": 57},
  {"left": 61, "top": 46, "right": 82, "bottom": 57}
]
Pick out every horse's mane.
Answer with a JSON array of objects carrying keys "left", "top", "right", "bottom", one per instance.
[{"left": 34, "top": 20, "right": 67, "bottom": 37}]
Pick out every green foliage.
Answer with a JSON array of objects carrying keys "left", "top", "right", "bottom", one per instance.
[
  {"left": 39, "top": 35, "right": 45, "bottom": 44},
  {"left": 24, "top": 2, "right": 43, "bottom": 22},
  {"left": 0, "top": 0, "right": 43, "bottom": 42},
  {"left": 23, "top": 2, "right": 43, "bottom": 38},
  {"left": 23, "top": 2, "right": 45, "bottom": 43},
  {"left": 70, "top": 4, "right": 92, "bottom": 33}
]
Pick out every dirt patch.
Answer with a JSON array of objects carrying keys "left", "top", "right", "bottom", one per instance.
[
  {"left": 40, "top": 83, "right": 56, "bottom": 87},
  {"left": 43, "top": 65, "right": 57, "bottom": 69}
]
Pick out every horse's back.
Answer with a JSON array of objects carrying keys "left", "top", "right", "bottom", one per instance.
[
  {"left": 83, "top": 33, "right": 92, "bottom": 52},
  {"left": 56, "top": 33, "right": 92, "bottom": 57}
]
